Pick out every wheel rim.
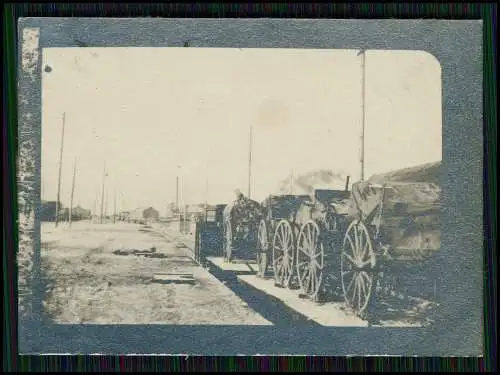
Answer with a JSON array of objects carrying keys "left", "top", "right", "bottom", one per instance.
[
  {"left": 296, "top": 221, "right": 324, "bottom": 300},
  {"left": 257, "top": 220, "right": 268, "bottom": 275},
  {"left": 272, "top": 220, "right": 295, "bottom": 287},
  {"left": 258, "top": 221, "right": 268, "bottom": 252},
  {"left": 224, "top": 220, "right": 232, "bottom": 261},
  {"left": 341, "top": 220, "right": 376, "bottom": 316}
]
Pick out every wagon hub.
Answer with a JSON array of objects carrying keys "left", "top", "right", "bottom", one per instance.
[{"left": 352, "top": 258, "right": 376, "bottom": 272}]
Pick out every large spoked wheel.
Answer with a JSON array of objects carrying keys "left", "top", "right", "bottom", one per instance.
[
  {"left": 223, "top": 220, "right": 233, "bottom": 262},
  {"left": 296, "top": 220, "right": 325, "bottom": 301},
  {"left": 256, "top": 220, "right": 269, "bottom": 278},
  {"left": 341, "top": 220, "right": 377, "bottom": 318},
  {"left": 272, "top": 220, "right": 295, "bottom": 288}
]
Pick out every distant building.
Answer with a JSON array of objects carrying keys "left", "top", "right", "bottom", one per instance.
[
  {"left": 119, "top": 210, "right": 130, "bottom": 221},
  {"left": 187, "top": 203, "right": 205, "bottom": 219},
  {"left": 71, "top": 206, "right": 92, "bottom": 220},
  {"left": 164, "top": 203, "right": 176, "bottom": 219},
  {"left": 40, "top": 201, "right": 58, "bottom": 222},
  {"left": 127, "top": 207, "right": 160, "bottom": 224},
  {"left": 60, "top": 205, "right": 92, "bottom": 222},
  {"left": 143, "top": 207, "right": 160, "bottom": 221}
]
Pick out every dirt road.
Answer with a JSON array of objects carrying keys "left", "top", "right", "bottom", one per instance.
[{"left": 41, "top": 221, "right": 271, "bottom": 325}]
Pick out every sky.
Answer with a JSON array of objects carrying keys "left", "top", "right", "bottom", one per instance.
[{"left": 41, "top": 47, "right": 442, "bottom": 216}]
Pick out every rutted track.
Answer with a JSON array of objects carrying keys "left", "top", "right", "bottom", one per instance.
[
  {"left": 40, "top": 222, "right": 272, "bottom": 325},
  {"left": 152, "top": 223, "right": 321, "bottom": 326}
]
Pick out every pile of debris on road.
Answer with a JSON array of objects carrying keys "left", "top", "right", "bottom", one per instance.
[{"left": 113, "top": 246, "right": 157, "bottom": 256}]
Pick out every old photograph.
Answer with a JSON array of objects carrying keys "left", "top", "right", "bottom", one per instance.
[{"left": 39, "top": 46, "right": 443, "bottom": 328}]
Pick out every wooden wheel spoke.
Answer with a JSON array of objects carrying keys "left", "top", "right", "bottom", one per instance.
[
  {"left": 286, "top": 227, "right": 292, "bottom": 248},
  {"left": 281, "top": 226, "right": 287, "bottom": 247},
  {"left": 360, "top": 270, "right": 370, "bottom": 282},
  {"left": 346, "top": 234, "right": 357, "bottom": 259},
  {"left": 356, "top": 276, "right": 362, "bottom": 311},
  {"left": 350, "top": 275, "right": 358, "bottom": 307},
  {"left": 277, "top": 259, "right": 285, "bottom": 273},
  {"left": 358, "top": 273, "right": 368, "bottom": 301},
  {"left": 297, "top": 261, "right": 309, "bottom": 270},
  {"left": 300, "top": 266, "right": 310, "bottom": 283},
  {"left": 312, "top": 251, "right": 322, "bottom": 259},
  {"left": 353, "top": 225, "right": 360, "bottom": 257},
  {"left": 298, "top": 244, "right": 309, "bottom": 256},
  {"left": 310, "top": 229, "right": 317, "bottom": 253},
  {"left": 275, "top": 255, "right": 284, "bottom": 267},
  {"left": 346, "top": 272, "right": 356, "bottom": 297},
  {"left": 343, "top": 252, "right": 357, "bottom": 265},
  {"left": 313, "top": 264, "right": 320, "bottom": 286},
  {"left": 278, "top": 234, "right": 284, "bottom": 249},
  {"left": 359, "top": 230, "right": 370, "bottom": 260},
  {"left": 359, "top": 227, "right": 366, "bottom": 253},
  {"left": 312, "top": 250, "right": 324, "bottom": 269}
]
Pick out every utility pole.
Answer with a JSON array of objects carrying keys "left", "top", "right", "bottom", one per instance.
[
  {"left": 289, "top": 169, "right": 294, "bottom": 194},
  {"left": 176, "top": 165, "right": 180, "bottom": 218},
  {"left": 55, "top": 112, "right": 66, "bottom": 227},
  {"left": 113, "top": 189, "right": 117, "bottom": 224},
  {"left": 68, "top": 157, "right": 77, "bottom": 227},
  {"left": 93, "top": 189, "right": 98, "bottom": 224},
  {"left": 248, "top": 124, "right": 253, "bottom": 198},
  {"left": 204, "top": 173, "right": 208, "bottom": 221},
  {"left": 100, "top": 161, "right": 106, "bottom": 224},
  {"left": 358, "top": 49, "right": 366, "bottom": 181},
  {"left": 105, "top": 188, "right": 109, "bottom": 221}
]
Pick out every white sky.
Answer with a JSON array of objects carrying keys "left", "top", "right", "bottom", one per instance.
[{"left": 41, "top": 47, "right": 442, "bottom": 215}]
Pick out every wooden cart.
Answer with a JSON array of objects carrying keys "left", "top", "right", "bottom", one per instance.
[
  {"left": 257, "top": 189, "right": 352, "bottom": 302},
  {"left": 340, "top": 180, "right": 441, "bottom": 318}
]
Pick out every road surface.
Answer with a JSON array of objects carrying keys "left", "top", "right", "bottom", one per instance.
[{"left": 41, "top": 221, "right": 271, "bottom": 325}]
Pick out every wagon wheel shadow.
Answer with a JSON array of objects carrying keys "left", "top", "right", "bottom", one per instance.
[{"left": 365, "top": 224, "right": 440, "bottom": 326}]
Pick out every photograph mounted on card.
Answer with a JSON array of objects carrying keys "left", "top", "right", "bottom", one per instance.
[{"left": 17, "top": 18, "right": 483, "bottom": 356}]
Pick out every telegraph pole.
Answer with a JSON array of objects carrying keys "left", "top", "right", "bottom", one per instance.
[
  {"left": 176, "top": 165, "right": 180, "bottom": 218},
  {"left": 176, "top": 176, "right": 179, "bottom": 216},
  {"left": 358, "top": 49, "right": 366, "bottom": 181},
  {"left": 204, "top": 173, "right": 209, "bottom": 220},
  {"left": 68, "top": 157, "right": 77, "bottom": 227},
  {"left": 55, "top": 112, "right": 66, "bottom": 227},
  {"left": 93, "top": 189, "right": 98, "bottom": 223},
  {"left": 248, "top": 124, "right": 253, "bottom": 198},
  {"left": 100, "top": 161, "right": 106, "bottom": 224},
  {"left": 105, "top": 188, "right": 109, "bottom": 221},
  {"left": 113, "top": 189, "right": 117, "bottom": 224}
]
